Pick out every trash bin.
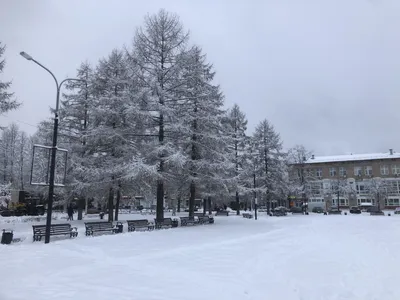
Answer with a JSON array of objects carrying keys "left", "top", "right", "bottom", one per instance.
[
  {"left": 116, "top": 223, "right": 123, "bottom": 233},
  {"left": 99, "top": 212, "right": 105, "bottom": 219},
  {"left": 1, "top": 229, "right": 13, "bottom": 245}
]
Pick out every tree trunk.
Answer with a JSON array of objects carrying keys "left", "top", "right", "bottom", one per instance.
[
  {"left": 85, "top": 197, "right": 88, "bottom": 215},
  {"left": 172, "top": 198, "right": 176, "bottom": 216},
  {"left": 77, "top": 196, "right": 84, "bottom": 220},
  {"left": 189, "top": 180, "right": 195, "bottom": 219},
  {"left": 108, "top": 187, "right": 114, "bottom": 222},
  {"left": 177, "top": 195, "right": 181, "bottom": 212},
  {"left": 156, "top": 180, "right": 164, "bottom": 221},
  {"left": 236, "top": 190, "right": 240, "bottom": 215},
  {"left": 208, "top": 196, "right": 212, "bottom": 215},
  {"left": 115, "top": 187, "right": 121, "bottom": 221},
  {"left": 202, "top": 198, "right": 206, "bottom": 216}
]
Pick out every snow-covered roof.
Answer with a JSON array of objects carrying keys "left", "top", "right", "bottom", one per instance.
[{"left": 305, "top": 151, "right": 400, "bottom": 164}]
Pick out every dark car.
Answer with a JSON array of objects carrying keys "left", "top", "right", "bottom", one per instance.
[
  {"left": 366, "top": 206, "right": 379, "bottom": 213},
  {"left": 312, "top": 207, "right": 324, "bottom": 213},
  {"left": 272, "top": 207, "right": 287, "bottom": 216},
  {"left": 290, "top": 206, "right": 303, "bottom": 214},
  {"left": 349, "top": 206, "right": 361, "bottom": 214}
]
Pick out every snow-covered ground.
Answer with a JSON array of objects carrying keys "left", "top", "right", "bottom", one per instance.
[{"left": 1, "top": 212, "right": 399, "bottom": 300}]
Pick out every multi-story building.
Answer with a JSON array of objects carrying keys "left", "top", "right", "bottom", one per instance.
[{"left": 290, "top": 149, "right": 400, "bottom": 210}]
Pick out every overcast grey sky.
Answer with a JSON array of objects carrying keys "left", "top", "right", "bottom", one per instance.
[{"left": 1, "top": 0, "right": 399, "bottom": 156}]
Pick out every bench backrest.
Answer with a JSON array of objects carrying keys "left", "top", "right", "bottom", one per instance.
[
  {"left": 33, "top": 224, "right": 71, "bottom": 233},
  {"left": 155, "top": 218, "right": 172, "bottom": 225},
  {"left": 127, "top": 219, "right": 149, "bottom": 226},
  {"left": 85, "top": 222, "right": 113, "bottom": 230}
]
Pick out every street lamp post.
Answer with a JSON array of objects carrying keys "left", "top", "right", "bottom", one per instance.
[
  {"left": 254, "top": 172, "right": 257, "bottom": 220},
  {"left": 20, "top": 51, "right": 84, "bottom": 244}
]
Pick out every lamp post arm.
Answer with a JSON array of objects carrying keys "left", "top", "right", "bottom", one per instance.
[
  {"left": 57, "top": 78, "right": 86, "bottom": 112},
  {"left": 30, "top": 58, "right": 59, "bottom": 92}
]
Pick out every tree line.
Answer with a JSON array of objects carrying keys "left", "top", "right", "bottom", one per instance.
[{"left": 1, "top": 10, "right": 308, "bottom": 220}]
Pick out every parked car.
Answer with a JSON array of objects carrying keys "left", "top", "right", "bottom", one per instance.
[
  {"left": 349, "top": 206, "right": 361, "bottom": 214},
  {"left": 274, "top": 206, "right": 290, "bottom": 213},
  {"left": 290, "top": 206, "right": 303, "bottom": 214},
  {"left": 272, "top": 207, "right": 288, "bottom": 216},
  {"left": 394, "top": 207, "right": 400, "bottom": 214},
  {"left": 367, "top": 206, "right": 379, "bottom": 213},
  {"left": 312, "top": 207, "right": 324, "bottom": 213}
]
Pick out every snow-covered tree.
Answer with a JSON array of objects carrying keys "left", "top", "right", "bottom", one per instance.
[
  {"left": 0, "top": 42, "right": 20, "bottom": 114},
  {"left": 174, "top": 46, "right": 231, "bottom": 217},
  {"left": 88, "top": 49, "right": 158, "bottom": 221},
  {"left": 225, "top": 104, "right": 248, "bottom": 214},
  {"left": 60, "top": 61, "right": 93, "bottom": 219},
  {"left": 89, "top": 49, "right": 132, "bottom": 221},
  {"left": 366, "top": 177, "right": 388, "bottom": 210},
  {"left": 286, "top": 145, "right": 314, "bottom": 200},
  {"left": 252, "top": 119, "right": 285, "bottom": 213},
  {"left": 132, "top": 9, "right": 190, "bottom": 221}
]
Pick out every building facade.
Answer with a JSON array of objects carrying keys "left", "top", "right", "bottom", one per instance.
[{"left": 291, "top": 149, "right": 400, "bottom": 210}]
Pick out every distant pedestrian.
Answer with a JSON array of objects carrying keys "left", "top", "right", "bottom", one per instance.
[{"left": 67, "top": 204, "right": 74, "bottom": 221}]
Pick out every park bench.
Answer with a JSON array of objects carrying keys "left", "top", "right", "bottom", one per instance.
[
  {"left": 198, "top": 215, "right": 214, "bottom": 224},
  {"left": 215, "top": 210, "right": 229, "bottom": 216},
  {"left": 180, "top": 216, "right": 197, "bottom": 226},
  {"left": 32, "top": 223, "right": 78, "bottom": 242},
  {"left": 154, "top": 218, "right": 174, "bottom": 229},
  {"left": 370, "top": 211, "right": 385, "bottom": 216},
  {"left": 193, "top": 212, "right": 214, "bottom": 224},
  {"left": 84, "top": 221, "right": 122, "bottom": 236},
  {"left": 127, "top": 219, "right": 154, "bottom": 232},
  {"left": 242, "top": 213, "right": 253, "bottom": 219},
  {"left": 328, "top": 210, "right": 342, "bottom": 215}
]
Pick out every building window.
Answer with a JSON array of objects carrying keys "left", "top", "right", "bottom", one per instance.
[
  {"left": 329, "top": 167, "right": 337, "bottom": 177},
  {"left": 354, "top": 167, "right": 362, "bottom": 176},
  {"left": 364, "top": 166, "right": 373, "bottom": 176},
  {"left": 332, "top": 198, "right": 348, "bottom": 206},
  {"left": 387, "top": 181, "right": 399, "bottom": 195},
  {"left": 339, "top": 167, "right": 347, "bottom": 177},
  {"left": 315, "top": 168, "right": 322, "bottom": 178},
  {"left": 392, "top": 165, "right": 400, "bottom": 175},
  {"left": 356, "top": 183, "right": 366, "bottom": 194},
  {"left": 381, "top": 165, "right": 389, "bottom": 176},
  {"left": 385, "top": 198, "right": 400, "bottom": 206},
  {"left": 357, "top": 199, "right": 374, "bottom": 205},
  {"left": 310, "top": 182, "right": 323, "bottom": 195}
]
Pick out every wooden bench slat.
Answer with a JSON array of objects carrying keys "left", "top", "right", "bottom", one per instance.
[
  {"left": 127, "top": 219, "right": 154, "bottom": 232},
  {"left": 154, "top": 218, "right": 174, "bottom": 229},
  {"left": 84, "top": 221, "right": 121, "bottom": 236}
]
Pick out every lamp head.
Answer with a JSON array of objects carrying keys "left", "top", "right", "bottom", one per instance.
[{"left": 20, "top": 51, "right": 33, "bottom": 61}]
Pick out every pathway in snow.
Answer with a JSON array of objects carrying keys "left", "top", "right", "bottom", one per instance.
[{"left": 1, "top": 214, "right": 400, "bottom": 300}]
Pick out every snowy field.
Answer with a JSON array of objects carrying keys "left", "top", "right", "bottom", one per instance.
[{"left": 1, "top": 213, "right": 400, "bottom": 300}]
